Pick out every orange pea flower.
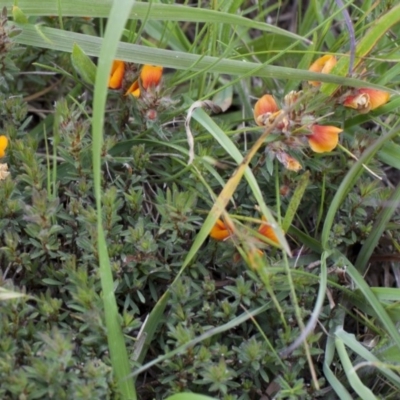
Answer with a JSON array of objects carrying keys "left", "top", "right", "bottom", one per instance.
[
  {"left": 0, "top": 135, "right": 8, "bottom": 158},
  {"left": 307, "top": 124, "right": 343, "bottom": 153},
  {"left": 276, "top": 151, "right": 302, "bottom": 172},
  {"left": 343, "top": 88, "right": 390, "bottom": 114},
  {"left": 125, "top": 80, "right": 141, "bottom": 98},
  {"left": 209, "top": 218, "right": 235, "bottom": 241},
  {"left": 253, "top": 94, "right": 281, "bottom": 126},
  {"left": 308, "top": 55, "right": 337, "bottom": 87},
  {"left": 258, "top": 216, "right": 279, "bottom": 245},
  {"left": 126, "top": 65, "right": 163, "bottom": 97},
  {"left": 108, "top": 60, "right": 125, "bottom": 89}
]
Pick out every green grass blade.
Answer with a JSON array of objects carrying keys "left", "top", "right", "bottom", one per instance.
[
  {"left": 9, "top": 22, "right": 393, "bottom": 91},
  {"left": 354, "top": 182, "right": 400, "bottom": 273},
  {"left": 282, "top": 171, "right": 310, "bottom": 232},
  {"left": 321, "top": 125, "right": 400, "bottom": 250},
  {"left": 335, "top": 327, "right": 400, "bottom": 389},
  {"left": 335, "top": 336, "right": 378, "bottom": 400},
  {"left": 338, "top": 254, "right": 400, "bottom": 350},
  {"left": 378, "top": 141, "right": 400, "bottom": 171},
  {"left": 323, "top": 308, "right": 353, "bottom": 400},
  {"left": 4, "top": 0, "right": 310, "bottom": 43},
  {"left": 133, "top": 290, "right": 169, "bottom": 367},
  {"left": 91, "top": 0, "right": 136, "bottom": 398}
]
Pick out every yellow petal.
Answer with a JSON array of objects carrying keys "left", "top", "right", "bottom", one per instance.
[
  {"left": 0, "top": 135, "right": 8, "bottom": 158},
  {"left": 308, "top": 125, "right": 342, "bottom": 153},
  {"left": 358, "top": 89, "right": 390, "bottom": 110},
  {"left": 108, "top": 60, "right": 125, "bottom": 89},
  {"left": 308, "top": 55, "right": 337, "bottom": 87},
  {"left": 125, "top": 80, "right": 141, "bottom": 97}
]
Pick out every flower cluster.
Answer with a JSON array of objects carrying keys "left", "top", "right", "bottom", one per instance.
[
  {"left": 253, "top": 92, "right": 343, "bottom": 170},
  {"left": 0, "top": 135, "right": 9, "bottom": 180},
  {"left": 108, "top": 61, "right": 163, "bottom": 98},
  {"left": 210, "top": 216, "right": 280, "bottom": 247},
  {"left": 253, "top": 54, "right": 390, "bottom": 171},
  {"left": 308, "top": 54, "right": 390, "bottom": 114}
]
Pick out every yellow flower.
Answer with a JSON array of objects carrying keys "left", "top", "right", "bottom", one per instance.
[
  {"left": 126, "top": 65, "right": 163, "bottom": 98},
  {"left": 209, "top": 218, "right": 235, "bottom": 241},
  {"left": 108, "top": 60, "right": 125, "bottom": 89},
  {"left": 308, "top": 55, "right": 337, "bottom": 87},
  {"left": 343, "top": 88, "right": 390, "bottom": 114},
  {"left": 307, "top": 124, "right": 342, "bottom": 153},
  {"left": 253, "top": 94, "right": 280, "bottom": 126},
  {"left": 0, "top": 135, "right": 8, "bottom": 158}
]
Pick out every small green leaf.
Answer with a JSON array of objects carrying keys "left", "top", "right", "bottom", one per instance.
[
  {"left": 12, "top": 5, "right": 28, "bottom": 24},
  {"left": 71, "top": 43, "right": 97, "bottom": 85},
  {"left": 282, "top": 170, "right": 310, "bottom": 232}
]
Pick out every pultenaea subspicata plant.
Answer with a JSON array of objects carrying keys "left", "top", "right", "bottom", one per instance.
[{"left": 252, "top": 54, "right": 390, "bottom": 170}]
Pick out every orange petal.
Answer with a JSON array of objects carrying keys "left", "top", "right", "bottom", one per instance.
[
  {"left": 258, "top": 216, "right": 279, "bottom": 245},
  {"left": 343, "top": 88, "right": 390, "bottom": 114},
  {"left": 209, "top": 219, "right": 234, "bottom": 241},
  {"left": 308, "top": 55, "right": 337, "bottom": 87},
  {"left": 0, "top": 135, "right": 8, "bottom": 158},
  {"left": 253, "top": 95, "right": 280, "bottom": 126},
  {"left": 308, "top": 125, "right": 342, "bottom": 153},
  {"left": 140, "top": 65, "right": 163, "bottom": 90},
  {"left": 358, "top": 88, "right": 390, "bottom": 110},
  {"left": 109, "top": 60, "right": 125, "bottom": 89},
  {"left": 125, "top": 80, "right": 141, "bottom": 98}
]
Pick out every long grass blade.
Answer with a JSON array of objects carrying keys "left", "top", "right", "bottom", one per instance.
[{"left": 91, "top": 0, "right": 136, "bottom": 398}]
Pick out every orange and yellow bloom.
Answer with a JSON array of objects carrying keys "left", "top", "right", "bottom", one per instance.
[
  {"left": 126, "top": 64, "right": 163, "bottom": 98},
  {"left": 108, "top": 60, "right": 125, "bottom": 89},
  {"left": 209, "top": 218, "right": 235, "bottom": 241},
  {"left": 253, "top": 94, "right": 281, "bottom": 126},
  {"left": 343, "top": 88, "right": 390, "bottom": 114},
  {"left": 307, "top": 124, "right": 343, "bottom": 153},
  {"left": 308, "top": 55, "right": 337, "bottom": 86},
  {"left": 0, "top": 135, "right": 8, "bottom": 158},
  {"left": 258, "top": 216, "right": 280, "bottom": 245},
  {"left": 108, "top": 62, "right": 164, "bottom": 98}
]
